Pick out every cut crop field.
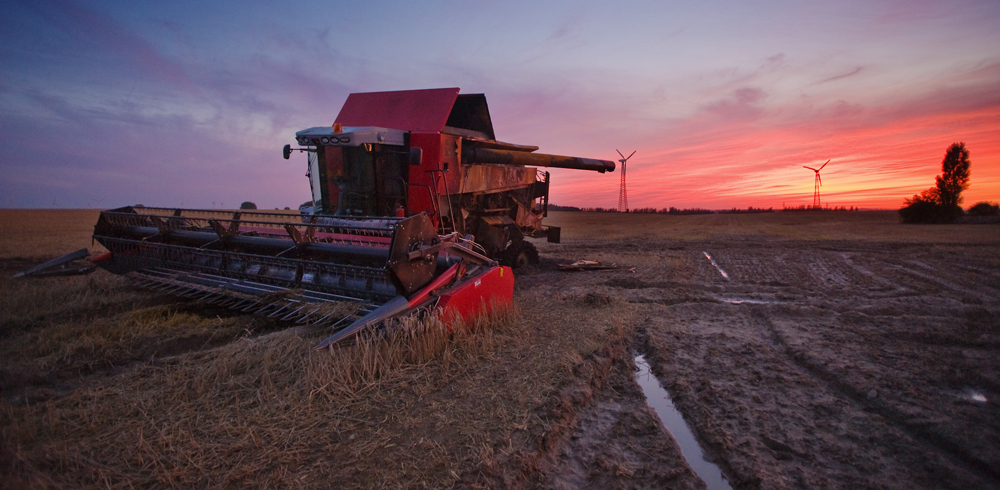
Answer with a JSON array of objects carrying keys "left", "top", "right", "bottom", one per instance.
[{"left": 2, "top": 209, "right": 999, "bottom": 489}]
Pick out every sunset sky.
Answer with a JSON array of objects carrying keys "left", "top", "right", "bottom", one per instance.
[{"left": 2, "top": 0, "right": 998, "bottom": 210}]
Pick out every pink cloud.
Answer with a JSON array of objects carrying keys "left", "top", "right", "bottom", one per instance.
[{"left": 547, "top": 80, "right": 1000, "bottom": 210}]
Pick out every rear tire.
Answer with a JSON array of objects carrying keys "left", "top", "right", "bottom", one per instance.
[{"left": 506, "top": 241, "right": 539, "bottom": 269}]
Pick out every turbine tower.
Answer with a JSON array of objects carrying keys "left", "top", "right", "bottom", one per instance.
[
  {"left": 617, "top": 149, "right": 636, "bottom": 212},
  {"left": 803, "top": 159, "right": 830, "bottom": 209}
]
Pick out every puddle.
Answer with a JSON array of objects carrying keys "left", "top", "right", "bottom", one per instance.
[
  {"left": 946, "top": 387, "right": 989, "bottom": 404},
  {"left": 702, "top": 252, "right": 730, "bottom": 280},
  {"left": 635, "top": 354, "right": 733, "bottom": 490},
  {"left": 962, "top": 388, "right": 988, "bottom": 403},
  {"left": 718, "top": 297, "right": 775, "bottom": 305}
]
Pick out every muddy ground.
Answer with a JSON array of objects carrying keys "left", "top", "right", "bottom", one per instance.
[
  {"left": 523, "top": 212, "right": 1000, "bottom": 489},
  {"left": 2, "top": 210, "right": 999, "bottom": 489}
]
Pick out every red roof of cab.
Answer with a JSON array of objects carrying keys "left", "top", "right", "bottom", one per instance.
[{"left": 334, "top": 88, "right": 460, "bottom": 132}]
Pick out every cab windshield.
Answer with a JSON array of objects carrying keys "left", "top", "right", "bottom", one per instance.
[{"left": 315, "top": 145, "right": 407, "bottom": 217}]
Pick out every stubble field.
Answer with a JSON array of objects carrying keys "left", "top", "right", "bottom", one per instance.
[{"left": 1, "top": 209, "right": 998, "bottom": 489}]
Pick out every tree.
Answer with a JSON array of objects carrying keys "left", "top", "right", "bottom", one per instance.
[
  {"left": 899, "top": 189, "right": 946, "bottom": 224},
  {"left": 935, "top": 142, "right": 971, "bottom": 208},
  {"left": 968, "top": 201, "right": 999, "bottom": 216},
  {"left": 899, "top": 143, "right": 971, "bottom": 224},
  {"left": 240, "top": 201, "right": 257, "bottom": 210}
]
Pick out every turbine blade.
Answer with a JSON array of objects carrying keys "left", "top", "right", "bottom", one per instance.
[
  {"left": 627, "top": 150, "right": 636, "bottom": 160},
  {"left": 819, "top": 159, "right": 830, "bottom": 171},
  {"left": 617, "top": 149, "right": 625, "bottom": 159},
  {"left": 804, "top": 166, "right": 817, "bottom": 171},
  {"left": 818, "top": 174, "right": 822, "bottom": 186}
]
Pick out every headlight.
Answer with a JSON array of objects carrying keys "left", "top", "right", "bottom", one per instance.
[{"left": 321, "top": 137, "right": 330, "bottom": 144}]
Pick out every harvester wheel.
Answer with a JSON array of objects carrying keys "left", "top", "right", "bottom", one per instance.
[{"left": 507, "top": 241, "right": 539, "bottom": 269}]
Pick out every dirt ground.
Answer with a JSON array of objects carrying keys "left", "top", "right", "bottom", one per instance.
[
  {"left": 531, "top": 210, "right": 1000, "bottom": 489},
  {"left": 2, "top": 210, "right": 999, "bottom": 489}
]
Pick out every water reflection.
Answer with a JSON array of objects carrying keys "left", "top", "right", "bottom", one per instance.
[
  {"left": 634, "top": 354, "right": 733, "bottom": 490},
  {"left": 717, "top": 297, "right": 774, "bottom": 305},
  {"left": 702, "top": 252, "right": 730, "bottom": 280}
]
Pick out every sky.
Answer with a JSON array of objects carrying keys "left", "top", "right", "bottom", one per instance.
[{"left": 1, "top": 0, "right": 999, "bottom": 211}]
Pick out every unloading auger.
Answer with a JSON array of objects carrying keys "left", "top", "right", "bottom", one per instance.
[{"left": 19, "top": 88, "right": 615, "bottom": 347}]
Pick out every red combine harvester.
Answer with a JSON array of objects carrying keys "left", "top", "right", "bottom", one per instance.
[{"left": 20, "top": 88, "right": 614, "bottom": 347}]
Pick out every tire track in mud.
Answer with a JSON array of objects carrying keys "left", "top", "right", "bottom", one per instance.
[
  {"left": 637, "top": 245, "right": 995, "bottom": 487},
  {"left": 749, "top": 306, "right": 1000, "bottom": 484},
  {"left": 800, "top": 251, "right": 900, "bottom": 297},
  {"left": 635, "top": 320, "right": 766, "bottom": 490},
  {"left": 706, "top": 247, "right": 884, "bottom": 297},
  {"left": 890, "top": 261, "right": 997, "bottom": 303},
  {"left": 839, "top": 252, "right": 906, "bottom": 295},
  {"left": 548, "top": 237, "right": 999, "bottom": 488},
  {"left": 840, "top": 246, "right": 1000, "bottom": 304},
  {"left": 950, "top": 260, "right": 1000, "bottom": 282},
  {"left": 523, "top": 335, "right": 705, "bottom": 490},
  {"left": 639, "top": 305, "right": 872, "bottom": 490}
]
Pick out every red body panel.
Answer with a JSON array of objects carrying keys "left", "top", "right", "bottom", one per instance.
[
  {"left": 334, "top": 88, "right": 459, "bottom": 132},
  {"left": 89, "top": 252, "right": 113, "bottom": 264},
  {"left": 437, "top": 265, "right": 514, "bottom": 325},
  {"left": 408, "top": 132, "right": 467, "bottom": 226},
  {"left": 408, "top": 132, "right": 443, "bottom": 220}
]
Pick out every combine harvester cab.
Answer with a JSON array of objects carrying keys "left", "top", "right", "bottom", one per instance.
[{"left": 25, "top": 88, "right": 614, "bottom": 347}]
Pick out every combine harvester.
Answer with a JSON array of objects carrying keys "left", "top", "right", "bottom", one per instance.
[{"left": 22, "top": 88, "right": 615, "bottom": 347}]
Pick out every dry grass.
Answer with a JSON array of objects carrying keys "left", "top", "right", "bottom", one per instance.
[
  {"left": 0, "top": 209, "right": 105, "bottom": 259},
  {"left": 0, "top": 209, "right": 658, "bottom": 488},
  {"left": 0, "top": 304, "right": 529, "bottom": 489},
  {"left": 1, "top": 261, "right": 634, "bottom": 489},
  {"left": 0, "top": 266, "right": 281, "bottom": 405},
  {"left": 0, "top": 208, "right": 299, "bottom": 262},
  {"left": 1, "top": 272, "right": 141, "bottom": 332},
  {"left": 315, "top": 304, "right": 524, "bottom": 399}
]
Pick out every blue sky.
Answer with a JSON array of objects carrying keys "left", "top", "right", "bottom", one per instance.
[{"left": 2, "top": 0, "right": 999, "bottom": 209}]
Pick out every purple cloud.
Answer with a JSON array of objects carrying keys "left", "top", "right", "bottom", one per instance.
[
  {"left": 16, "top": 0, "right": 195, "bottom": 92},
  {"left": 815, "top": 67, "right": 864, "bottom": 85}
]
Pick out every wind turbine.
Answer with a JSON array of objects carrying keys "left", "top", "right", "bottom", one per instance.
[
  {"left": 617, "top": 149, "right": 636, "bottom": 212},
  {"left": 803, "top": 160, "right": 830, "bottom": 209}
]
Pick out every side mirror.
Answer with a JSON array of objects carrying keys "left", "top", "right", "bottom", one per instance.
[
  {"left": 282, "top": 144, "right": 291, "bottom": 160},
  {"left": 409, "top": 147, "right": 423, "bottom": 166}
]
